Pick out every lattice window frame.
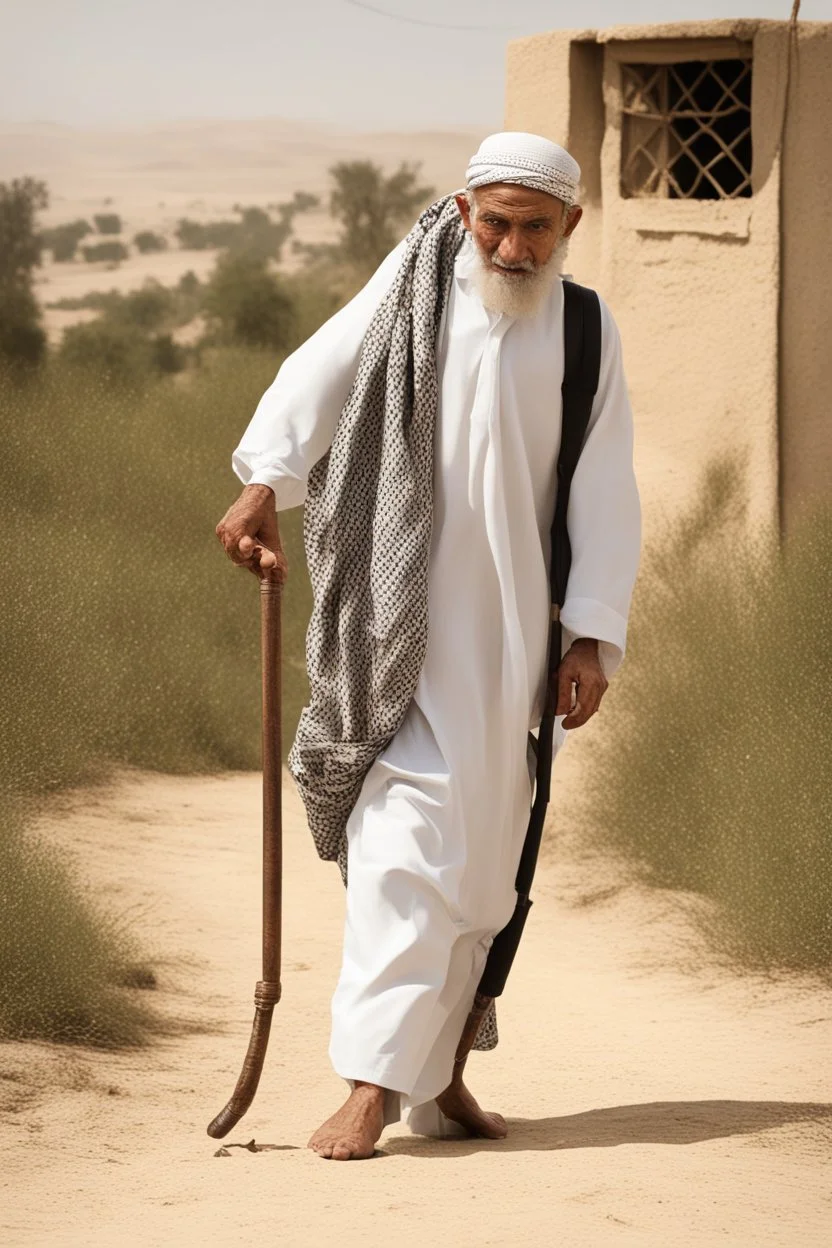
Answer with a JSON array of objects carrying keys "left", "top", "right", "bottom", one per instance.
[{"left": 620, "top": 58, "right": 753, "bottom": 201}]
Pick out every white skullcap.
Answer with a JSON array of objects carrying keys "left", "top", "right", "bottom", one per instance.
[{"left": 466, "top": 131, "right": 581, "bottom": 207}]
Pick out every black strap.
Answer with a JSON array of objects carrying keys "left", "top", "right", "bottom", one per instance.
[{"left": 478, "top": 280, "right": 602, "bottom": 998}]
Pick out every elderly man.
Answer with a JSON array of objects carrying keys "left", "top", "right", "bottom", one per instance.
[{"left": 216, "top": 132, "right": 641, "bottom": 1160}]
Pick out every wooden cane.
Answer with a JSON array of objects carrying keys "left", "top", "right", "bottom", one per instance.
[{"left": 207, "top": 565, "right": 282, "bottom": 1138}]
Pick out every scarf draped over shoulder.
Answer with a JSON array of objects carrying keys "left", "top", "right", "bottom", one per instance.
[{"left": 288, "top": 196, "right": 464, "bottom": 867}]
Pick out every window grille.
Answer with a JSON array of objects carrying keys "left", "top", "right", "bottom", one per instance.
[{"left": 621, "top": 59, "right": 752, "bottom": 200}]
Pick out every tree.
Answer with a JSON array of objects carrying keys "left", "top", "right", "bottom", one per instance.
[
  {"left": 58, "top": 318, "right": 185, "bottom": 384},
  {"left": 0, "top": 177, "right": 49, "bottom": 366},
  {"left": 41, "top": 219, "right": 92, "bottom": 262},
  {"left": 150, "top": 333, "right": 186, "bottom": 374},
  {"left": 175, "top": 218, "right": 239, "bottom": 250},
  {"left": 326, "top": 161, "right": 434, "bottom": 275},
  {"left": 59, "top": 319, "right": 154, "bottom": 385},
  {"left": 82, "top": 242, "right": 129, "bottom": 264},
  {"left": 93, "top": 213, "right": 122, "bottom": 235},
  {"left": 133, "top": 230, "right": 167, "bottom": 254},
  {"left": 202, "top": 252, "right": 295, "bottom": 350},
  {"left": 175, "top": 194, "right": 318, "bottom": 262},
  {"left": 117, "top": 282, "right": 174, "bottom": 332}
]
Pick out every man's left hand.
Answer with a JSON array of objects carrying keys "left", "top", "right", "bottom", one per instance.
[{"left": 553, "top": 638, "right": 608, "bottom": 730}]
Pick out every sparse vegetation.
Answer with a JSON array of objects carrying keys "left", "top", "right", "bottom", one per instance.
[
  {"left": 48, "top": 275, "right": 202, "bottom": 329},
  {"left": 175, "top": 217, "right": 239, "bottom": 251},
  {"left": 0, "top": 349, "right": 312, "bottom": 1043},
  {"left": 83, "top": 241, "right": 129, "bottom": 264},
  {"left": 93, "top": 212, "right": 122, "bottom": 235},
  {"left": 58, "top": 319, "right": 178, "bottom": 384},
  {"left": 573, "top": 460, "right": 832, "bottom": 980},
  {"left": 202, "top": 252, "right": 296, "bottom": 349},
  {"left": 0, "top": 353, "right": 311, "bottom": 793},
  {"left": 41, "top": 218, "right": 93, "bottom": 262},
  {"left": 175, "top": 193, "right": 317, "bottom": 260},
  {"left": 53, "top": 281, "right": 190, "bottom": 382},
  {"left": 0, "top": 802, "right": 165, "bottom": 1046},
  {"left": 133, "top": 230, "right": 168, "bottom": 254},
  {"left": 0, "top": 158, "right": 428, "bottom": 1048}
]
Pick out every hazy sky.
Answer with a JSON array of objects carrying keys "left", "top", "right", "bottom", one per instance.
[{"left": 2, "top": 0, "right": 829, "bottom": 131}]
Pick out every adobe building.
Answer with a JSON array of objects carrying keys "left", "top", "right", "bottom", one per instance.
[{"left": 505, "top": 20, "right": 831, "bottom": 535}]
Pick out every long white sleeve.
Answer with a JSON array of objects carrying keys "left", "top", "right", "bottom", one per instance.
[
  {"left": 232, "top": 241, "right": 407, "bottom": 510},
  {"left": 560, "top": 296, "right": 642, "bottom": 678}
]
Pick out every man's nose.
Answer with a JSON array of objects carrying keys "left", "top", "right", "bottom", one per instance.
[{"left": 496, "top": 229, "right": 530, "bottom": 266}]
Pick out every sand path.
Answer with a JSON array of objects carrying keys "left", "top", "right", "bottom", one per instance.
[{"left": 2, "top": 769, "right": 831, "bottom": 1247}]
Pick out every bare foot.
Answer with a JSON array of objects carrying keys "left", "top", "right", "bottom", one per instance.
[
  {"left": 308, "top": 1082, "right": 385, "bottom": 1160},
  {"left": 436, "top": 1078, "right": 508, "bottom": 1139}
]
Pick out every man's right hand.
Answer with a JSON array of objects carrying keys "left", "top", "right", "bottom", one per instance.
[{"left": 215, "top": 484, "right": 288, "bottom": 583}]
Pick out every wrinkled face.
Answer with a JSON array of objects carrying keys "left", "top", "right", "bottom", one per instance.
[{"left": 455, "top": 183, "right": 582, "bottom": 276}]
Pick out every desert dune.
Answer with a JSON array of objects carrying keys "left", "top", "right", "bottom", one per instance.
[{"left": 0, "top": 119, "right": 481, "bottom": 341}]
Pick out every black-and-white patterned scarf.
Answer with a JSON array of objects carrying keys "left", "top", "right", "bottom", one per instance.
[{"left": 288, "top": 194, "right": 462, "bottom": 863}]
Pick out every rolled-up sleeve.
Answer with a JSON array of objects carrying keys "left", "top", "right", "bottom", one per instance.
[
  {"left": 560, "top": 296, "right": 641, "bottom": 679},
  {"left": 232, "top": 241, "right": 407, "bottom": 511}
]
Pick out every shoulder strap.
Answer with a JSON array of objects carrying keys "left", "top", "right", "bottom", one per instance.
[
  {"left": 514, "top": 281, "right": 602, "bottom": 880},
  {"left": 550, "top": 280, "right": 603, "bottom": 610}
]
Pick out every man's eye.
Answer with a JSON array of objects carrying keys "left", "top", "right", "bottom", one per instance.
[{"left": 484, "top": 217, "right": 503, "bottom": 227}]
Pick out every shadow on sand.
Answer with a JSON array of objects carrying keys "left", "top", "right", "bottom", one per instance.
[{"left": 380, "top": 1100, "right": 832, "bottom": 1157}]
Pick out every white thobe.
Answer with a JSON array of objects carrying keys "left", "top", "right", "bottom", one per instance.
[{"left": 233, "top": 235, "right": 641, "bottom": 1126}]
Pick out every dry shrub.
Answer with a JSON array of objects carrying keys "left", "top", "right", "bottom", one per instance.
[
  {"left": 574, "top": 459, "right": 832, "bottom": 977},
  {"left": 82, "top": 241, "right": 128, "bottom": 264},
  {"left": 0, "top": 349, "right": 311, "bottom": 795},
  {"left": 0, "top": 800, "right": 163, "bottom": 1046},
  {"left": 0, "top": 350, "right": 312, "bottom": 1043}
]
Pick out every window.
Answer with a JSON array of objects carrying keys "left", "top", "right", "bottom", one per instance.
[{"left": 620, "top": 59, "right": 752, "bottom": 200}]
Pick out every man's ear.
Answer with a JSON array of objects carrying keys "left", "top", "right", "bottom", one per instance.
[
  {"left": 455, "top": 192, "right": 472, "bottom": 231},
  {"left": 563, "top": 204, "right": 583, "bottom": 239}
]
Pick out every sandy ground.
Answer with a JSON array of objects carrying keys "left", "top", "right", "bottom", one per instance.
[{"left": 2, "top": 757, "right": 831, "bottom": 1248}]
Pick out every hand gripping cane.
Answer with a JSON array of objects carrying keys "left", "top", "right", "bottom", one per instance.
[{"left": 207, "top": 566, "right": 282, "bottom": 1138}]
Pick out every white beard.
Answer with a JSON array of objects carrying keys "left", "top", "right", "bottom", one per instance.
[{"left": 470, "top": 236, "right": 570, "bottom": 320}]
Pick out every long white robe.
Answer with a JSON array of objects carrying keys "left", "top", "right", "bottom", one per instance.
[{"left": 233, "top": 235, "right": 641, "bottom": 1125}]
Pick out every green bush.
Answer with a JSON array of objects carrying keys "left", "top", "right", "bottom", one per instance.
[
  {"left": 174, "top": 270, "right": 204, "bottom": 322},
  {"left": 83, "top": 241, "right": 129, "bottom": 264},
  {"left": 93, "top": 212, "right": 122, "bottom": 235},
  {"left": 0, "top": 800, "right": 164, "bottom": 1046},
  {"left": 48, "top": 279, "right": 190, "bottom": 333},
  {"left": 202, "top": 252, "right": 296, "bottom": 349},
  {"left": 53, "top": 282, "right": 190, "bottom": 379},
  {"left": 42, "top": 219, "right": 93, "bottom": 262},
  {"left": 175, "top": 217, "right": 238, "bottom": 251},
  {"left": 177, "top": 270, "right": 201, "bottom": 297},
  {"left": 151, "top": 332, "right": 187, "bottom": 374},
  {"left": 117, "top": 281, "right": 175, "bottom": 331},
  {"left": 176, "top": 195, "right": 317, "bottom": 261},
  {"left": 58, "top": 319, "right": 157, "bottom": 385},
  {"left": 133, "top": 230, "right": 167, "bottom": 254},
  {"left": 46, "top": 290, "right": 119, "bottom": 313},
  {"left": 573, "top": 460, "right": 832, "bottom": 978}
]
